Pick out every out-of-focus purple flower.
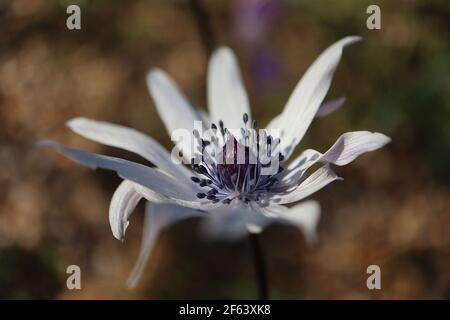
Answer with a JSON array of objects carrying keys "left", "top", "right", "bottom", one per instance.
[
  {"left": 232, "top": 0, "right": 285, "bottom": 91},
  {"left": 250, "top": 48, "right": 283, "bottom": 90},
  {"left": 232, "top": 0, "right": 283, "bottom": 46}
]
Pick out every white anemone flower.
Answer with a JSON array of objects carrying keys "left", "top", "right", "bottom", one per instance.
[{"left": 42, "top": 36, "right": 390, "bottom": 288}]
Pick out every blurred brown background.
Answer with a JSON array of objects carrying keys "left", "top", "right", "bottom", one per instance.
[{"left": 0, "top": 0, "right": 449, "bottom": 299}]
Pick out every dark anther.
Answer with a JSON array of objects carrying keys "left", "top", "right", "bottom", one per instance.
[
  {"left": 191, "top": 177, "right": 201, "bottom": 183},
  {"left": 178, "top": 151, "right": 183, "bottom": 157},
  {"left": 278, "top": 166, "right": 284, "bottom": 173},
  {"left": 252, "top": 120, "right": 257, "bottom": 129},
  {"left": 212, "top": 198, "right": 220, "bottom": 203},
  {"left": 211, "top": 123, "right": 217, "bottom": 130},
  {"left": 243, "top": 113, "right": 249, "bottom": 124},
  {"left": 196, "top": 193, "right": 206, "bottom": 199},
  {"left": 261, "top": 162, "right": 271, "bottom": 168},
  {"left": 193, "top": 129, "right": 200, "bottom": 138},
  {"left": 279, "top": 153, "right": 285, "bottom": 161},
  {"left": 200, "top": 181, "right": 207, "bottom": 187},
  {"left": 206, "top": 194, "right": 216, "bottom": 200},
  {"left": 222, "top": 198, "right": 231, "bottom": 204},
  {"left": 219, "top": 120, "right": 224, "bottom": 129},
  {"left": 207, "top": 188, "right": 218, "bottom": 195},
  {"left": 267, "top": 136, "right": 272, "bottom": 145}
]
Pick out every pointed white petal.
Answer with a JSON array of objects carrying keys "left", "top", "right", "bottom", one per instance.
[
  {"left": 147, "top": 69, "right": 206, "bottom": 159},
  {"left": 321, "top": 131, "right": 391, "bottom": 165},
  {"left": 207, "top": 47, "right": 251, "bottom": 130},
  {"left": 278, "top": 149, "right": 322, "bottom": 188},
  {"left": 130, "top": 181, "right": 220, "bottom": 211},
  {"left": 66, "top": 117, "right": 191, "bottom": 179},
  {"left": 109, "top": 180, "right": 143, "bottom": 241},
  {"left": 109, "top": 180, "right": 172, "bottom": 241},
  {"left": 315, "top": 96, "right": 346, "bottom": 118},
  {"left": 127, "top": 202, "right": 205, "bottom": 288},
  {"left": 267, "top": 36, "right": 362, "bottom": 158},
  {"left": 274, "top": 201, "right": 321, "bottom": 244},
  {"left": 279, "top": 131, "right": 390, "bottom": 187},
  {"left": 40, "top": 140, "right": 198, "bottom": 201},
  {"left": 272, "top": 165, "right": 342, "bottom": 204}
]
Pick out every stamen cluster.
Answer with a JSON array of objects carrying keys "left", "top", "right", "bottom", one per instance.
[{"left": 190, "top": 113, "right": 284, "bottom": 205}]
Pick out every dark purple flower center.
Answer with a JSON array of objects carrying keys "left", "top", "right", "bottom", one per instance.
[
  {"left": 217, "top": 138, "right": 255, "bottom": 190},
  {"left": 190, "top": 113, "right": 284, "bottom": 205}
]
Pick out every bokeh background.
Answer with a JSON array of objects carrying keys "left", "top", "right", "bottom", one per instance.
[{"left": 1, "top": 0, "right": 449, "bottom": 299}]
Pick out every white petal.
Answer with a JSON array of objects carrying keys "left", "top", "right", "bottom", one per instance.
[
  {"left": 127, "top": 202, "right": 205, "bottom": 288},
  {"left": 207, "top": 47, "right": 251, "bottom": 130},
  {"left": 147, "top": 69, "right": 206, "bottom": 159},
  {"left": 315, "top": 96, "right": 346, "bottom": 118},
  {"left": 40, "top": 140, "right": 198, "bottom": 201},
  {"left": 321, "top": 131, "right": 391, "bottom": 165},
  {"left": 109, "top": 180, "right": 143, "bottom": 241},
  {"left": 278, "top": 149, "right": 322, "bottom": 188},
  {"left": 203, "top": 201, "right": 320, "bottom": 244},
  {"left": 201, "top": 202, "right": 269, "bottom": 241},
  {"left": 272, "top": 165, "right": 342, "bottom": 204},
  {"left": 267, "top": 36, "right": 362, "bottom": 159},
  {"left": 131, "top": 181, "right": 220, "bottom": 211},
  {"left": 109, "top": 180, "right": 171, "bottom": 241},
  {"left": 280, "top": 131, "right": 390, "bottom": 187},
  {"left": 274, "top": 201, "right": 321, "bottom": 244},
  {"left": 243, "top": 203, "right": 320, "bottom": 244},
  {"left": 66, "top": 117, "right": 191, "bottom": 179}
]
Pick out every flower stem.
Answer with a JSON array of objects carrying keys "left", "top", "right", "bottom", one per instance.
[{"left": 249, "top": 233, "right": 269, "bottom": 300}]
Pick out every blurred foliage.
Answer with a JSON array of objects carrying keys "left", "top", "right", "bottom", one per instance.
[
  {"left": 0, "top": 0, "right": 449, "bottom": 299},
  {"left": 0, "top": 246, "right": 60, "bottom": 299}
]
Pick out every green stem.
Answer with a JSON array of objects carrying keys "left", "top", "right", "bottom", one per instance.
[{"left": 249, "top": 233, "right": 269, "bottom": 300}]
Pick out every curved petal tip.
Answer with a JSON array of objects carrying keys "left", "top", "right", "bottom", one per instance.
[{"left": 344, "top": 35, "right": 363, "bottom": 44}]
